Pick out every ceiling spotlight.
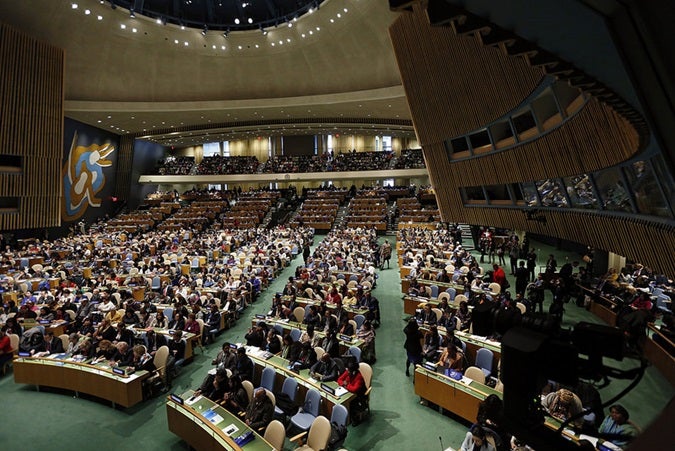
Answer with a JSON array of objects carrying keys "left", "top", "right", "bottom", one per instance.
[
  {"left": 222, "top": 30, "right": 229, "bottom": 37},
  {"left": 247, "top": 17, "right": 253, "bottom": 24},
  {"left": 84, "top": 9, "right": 91, "bottom": 15},
  {"left": 129, "top": 9, "right": 135, "bottom": 18},
  {"left": 201, "top": 25, "right": 208, "bottom": 36},
  {"left": 260, "top": 26, "right": 267, "bottom": 35},
  {"left": 288, "top": 22, "right": 292, "bottom": 28},
  {"left": 120, "top": 24, "right": 126, "bottom": 29},
  {"left": 97, "top": 15, "right": 103, "bottom": 20},
  {"left": 71, "top": 3, "right": 78, "bottom": 9},
  {"left": 234, "top": 18, "right": 240, "bottom": 25}
]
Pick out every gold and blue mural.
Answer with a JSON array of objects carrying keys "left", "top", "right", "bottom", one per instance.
[{"left": 61, "top": 126, "right": 117, "bottom": 223}]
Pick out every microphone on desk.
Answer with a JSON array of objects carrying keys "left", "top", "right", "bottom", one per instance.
[{"left": 439, "top": 436, "right": 444, "bottom": 451}]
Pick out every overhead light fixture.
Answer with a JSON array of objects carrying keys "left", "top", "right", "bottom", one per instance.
[
  {"left": 201, "top": 25, "right": 208, "bottom": 36},
  {"left": 247, "top": 17, "right": 253, "bottom": 24},
  {"left": 260, "top": 26, "right": 267, "bottom": 35},
  {"left": 129, "top": 9, "right": 135, "bottom": 18},
  {"left": 234, "top": 18, "right": 240, "bottom": 25},
  {"left": 71, "top": 3, "right": 78, "bottom": 9},
  {"left": 222, "top": 30, "right": 229, "bottom": 37}
]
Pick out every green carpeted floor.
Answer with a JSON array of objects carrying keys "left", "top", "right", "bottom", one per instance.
[{"left": 0, "top": 236, "right": 672, "bottom": 451}]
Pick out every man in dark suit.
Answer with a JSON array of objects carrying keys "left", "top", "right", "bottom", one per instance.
[
  {"left": 235, "top": 347, "right": 254, "bottom": 382},
  {"left": 309, "top": 353, "right": 340, "bottom": 382},
  {"left": 144, "top": 329, "right": 168, "bottom": 356},
  {"left": 43, "top": 331, "right": 64, "bottom": 354}
]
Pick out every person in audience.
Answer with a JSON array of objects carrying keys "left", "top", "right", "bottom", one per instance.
[
  {"left": 279, "top": 334, "right": 299, "bottom": 361},
  {"left": 338, "top": 317, "right": 355, "bottom": 336},
  {"left": 310, "top": 353, "right": 340, "bottom": 382},
  {"left": 154, "top": 311, "right": 168, "bottom": 329},
  {"left": 542, "top": 388, "right": 584, "bottom": 428},
  {"left": 320, "top": 309, "right": 338, "bottom": 333},
  {"left": 303, "top": 305, "right": 321, "bottom": 328},
  {"left": 234, "top": 347, "right": 254, "bottom": 382},
  {"left": 422, "top": 325, "right": 441, "bottom": 361},
  {"left": 321, "top": 328, "right": 340, "bottom": 358},
  {"left": 183, "top": 312, "right": 200, "bottom": 335},
  {"left": 337, "top": 360, "right": 366, "bottom": 395},
  {"left": 265, "top": 330, "right": 282, "bottom": 354},
  {"left": 437, "top": 342, "right": 464, "bottom": 371},
  {"left": 42, "top": 331, "right": 64, "bottom": 355},
  {"left": 404, "top": 318, "right": 423, "bottom": 377},
  {"left": 168, "top": 312, "right": 185, "bottom": 331},
  {"left": 168, "top": 329, "right": 186, "bottom": 370},
  {"left": 221, "top": 374, "right": 249, "bottom": 414},
  {"left": 356, "top": 320, "right": 376, "bottom": 363},
  {"left": 476, "top": 394, "right": 509, "bottom": 450},
  {"left": 245, "top": 324, "right": 265, "bottom": 348},
  {"left": 459, "top": 424, "right": 496, "bottom": 451},
  {"left": 144, "top": 329, "right": 168, "bottom": 356},
  {"left": 244, "top": 387, "right": 274, "bottom": 431},
  {"left": 300, "top": 324, "right": 322, "bottom": 349},
  {"left": 203, "top": 304, "right": 221, "bottom": 345},
  {"left": 418, "top": 303, "right": 437, "bottom": 325},
  {"left": 598, "top": 404, "right": 638, "bottom": 449},
  {"left": 113, "top": 322, "right": 134, "bottom": 346},
  {"left": 0, "top": 326, "right": 15, "bottom": 372},
  {"left": 110, "top": 341, "right": 133, "bottom": 367},
  {"left": 294, "top": 341, "right": 317, "bottom": 369},
  {"left": 213, "top": 342, "right": 237, "bottom": 370},
  {"left": 128, "top": 344, "right": 155, "bottom": 373},
  {"left": 121, "top": 309, "right": 139, "bottom": 327}
]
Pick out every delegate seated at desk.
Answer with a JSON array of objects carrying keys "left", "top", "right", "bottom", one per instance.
[
  {"left": 337, "top": 361, "right": 366, "bottom": 396},
  {"left": 310, "top": 353, "right": 340, "bottom": 382},
  {"left": 235, "top": 347, "right": 254, "bottom": 382},
  {"left": 245, "top": 387, "right": 274, "bottom": 430}
]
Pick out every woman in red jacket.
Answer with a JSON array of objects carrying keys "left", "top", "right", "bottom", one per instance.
[{"left": 337, "top": 360, "right": 366, "bottom": 396}]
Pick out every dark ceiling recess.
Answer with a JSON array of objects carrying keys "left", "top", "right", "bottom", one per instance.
[{"left": 113, "top": 0, "right": 325, "bottom": 32}]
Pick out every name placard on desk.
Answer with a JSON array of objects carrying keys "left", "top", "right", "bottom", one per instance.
[{"left": 170, "top": 393, "right": 184, "bottom": 405}]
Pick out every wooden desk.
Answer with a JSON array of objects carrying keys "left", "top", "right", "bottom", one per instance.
[
  {"left": 293, "top": 297, "right": 370, "bottom": 320},
  {"left": 644, "top": 324, "right": 675, "bottom": 387},
  {"left": 251, "top": 317, "right": 365, "bottom": 354},
  {"left": 13, "top": 356, "right": 149, "bottom": 408},
  {"left": 167, "top": 390, "right": 275, "bottom": 451},
  {"left": 414, "top": 365, "right": 501, "bottom": 423},
  {"left": 579, "top": 286, "right": 618, "bottom": 326},
  {"left": 246, "top": 347, "right": 355, "bottom": 420},
  {"left": 419, "top": 325, "right": 502, "bottom": 370},
  {"left": 401, "top": 278, "right": 465, "bottom": 296}
]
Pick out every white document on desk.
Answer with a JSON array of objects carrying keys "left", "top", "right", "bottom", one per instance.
[
  {"left": 334, "top": 387, "right": 349, "bottom": 397},
  {"left": 222, "top": 423, "right": 239, "bottom": 436},
  {"left": 185, "top": 395, "right": 203, "bottom": 406}
]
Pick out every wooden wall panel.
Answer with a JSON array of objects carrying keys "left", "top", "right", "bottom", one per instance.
[
  {"left": 0, "top": 23, "right": 63, "bottom": 230},
  {"left": 115, "top": 134, "right": 135, "bottom": 201},
  {"left": 391, "top": 5, "right": 673, "bottom": 275},
  {"left": 389, "top": 3, "right": 543, "bottom": 146}
]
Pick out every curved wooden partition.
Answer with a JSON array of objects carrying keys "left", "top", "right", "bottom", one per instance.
[{"left": 389, "top": 4, "right": 675, "bottom": 275}]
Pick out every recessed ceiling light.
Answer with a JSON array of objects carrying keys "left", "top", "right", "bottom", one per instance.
[
  {"left": 71, "top": 3, "right": 78, "bottom": 9},
  {"left": 84, "top": 9, "right": 90, "bottom": 15},
  {"left": 132, "top": 28, "right": 137, "bottom": 33},
  {"left": 120, "top": 24, "right": 126, "bottom": 29}
]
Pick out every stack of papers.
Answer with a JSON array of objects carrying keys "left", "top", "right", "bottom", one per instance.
[{"left": 202, "top": 409, "right": 224, "bottom": 425}]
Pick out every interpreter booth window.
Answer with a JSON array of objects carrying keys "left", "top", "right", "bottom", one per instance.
[
  {"left": 203, "top": 142, "right": 222, "bottom": 157},
  {"left": 484, "top": 184, "right": 512, "bottom": 205},
  {"left": 382, "top": 136, "right": 392, "bottom": 152},
  {"left": 650, "top": 154, "right": 675, "bottom": 216},
  {"left": 594, "top": 167, "right": 632, "bottom": 213},
  {"left": 382, "top": 178, "right": 394, "bottom": 188},
  {"left": 520, "top": 182, "right": 539, "bottom": 207},
  {"left": 563, "top": 174, "right": 598, "bottom": 209},
  {"left": 535, "top": 179, "right": 568, "bottom": 207},
  {"left": 625, "top": 160, "right": 671, "bottom": 218},
  {"left": 461, "top": 186, "right": 487, "bottom": 204}
]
